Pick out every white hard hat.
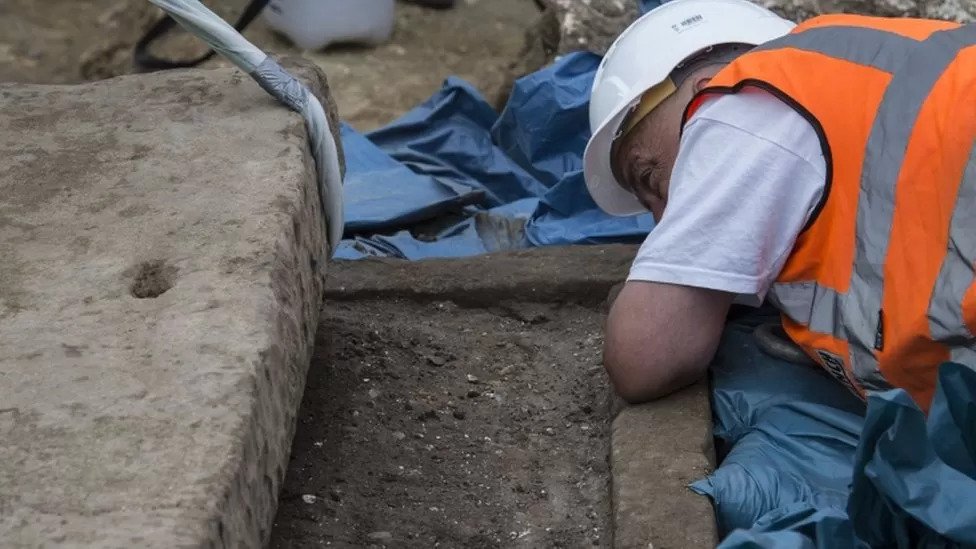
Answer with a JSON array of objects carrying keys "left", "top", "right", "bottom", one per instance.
[{"left": 583, "top": 0, "right": 795, "bottom": 216}]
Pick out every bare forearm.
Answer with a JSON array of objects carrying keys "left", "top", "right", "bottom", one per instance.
[{"left": 603, "top": 281, "right": 732, "bottom": 403}]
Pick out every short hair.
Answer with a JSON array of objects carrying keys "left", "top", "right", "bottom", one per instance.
[{"left": 670, "top": 43, "right": 753, "bottom": 87}]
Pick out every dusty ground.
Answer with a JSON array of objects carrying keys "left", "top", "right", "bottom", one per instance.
[
  {"left": 0, "top": 0, "right": 116, "bottom": 85},
  {"left": 270, "top": 295, "right": 612, "bottom": 548},
  {"left": 0, "top": 0, "right": 539, "bottom": 130}
]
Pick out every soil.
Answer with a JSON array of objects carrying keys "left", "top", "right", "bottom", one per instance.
[
  {"left": 0, "top": 0, "right": 540, "bottom": 130},
  {"left": 0, "top": 0, "right": 120, "bottom": 85},
  {"left": 270, "top": 296, "right": 613, "bottom": 548}
]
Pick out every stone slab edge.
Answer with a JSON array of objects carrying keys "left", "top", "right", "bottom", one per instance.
[
  {"left": 610, "top": 381, "right": 718, "bottom": 548},
  {"left": 324, "top": 245, "right": 638, "bottom": 308}
]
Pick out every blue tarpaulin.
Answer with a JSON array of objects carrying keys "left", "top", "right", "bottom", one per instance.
[
  {"left": 698, "top": 309, "right": 976, "bottom": 547},
  {"left": 336, "top": 52, "right": 653, "bottom": 260},
  {"left": 640, "top": 0, "right": 667, "bottom": 13},
  {"left": 335, "top": 1, "right": 976, "bottom": 544}
]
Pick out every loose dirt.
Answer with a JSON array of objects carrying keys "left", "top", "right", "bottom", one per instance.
[
  {"left": 0, "top": 0, "right": 539, "bottom": 130},
  {"left": 270, "top": 296, "right": 613, "bottom": 548}
]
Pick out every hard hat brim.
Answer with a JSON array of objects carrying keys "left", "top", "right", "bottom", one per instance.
[{"left": 584, "top": 106, "right": 647, "bottom": 217}]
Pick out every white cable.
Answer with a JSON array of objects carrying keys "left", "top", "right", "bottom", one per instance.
[{"left": 148, "top": 0, "right": 344, "bottom": 255}]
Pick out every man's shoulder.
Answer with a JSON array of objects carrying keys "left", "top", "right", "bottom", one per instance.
[
  {"left": 691, "top": 88, "right": 798, "bottom": 126},
  {"left": 687, "top": 89, "right": 825, "bottom": 174}
]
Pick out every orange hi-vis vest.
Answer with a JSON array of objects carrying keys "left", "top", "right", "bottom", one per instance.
[{"left": 684, "top": 14, "right": 976, "bottom": 411}]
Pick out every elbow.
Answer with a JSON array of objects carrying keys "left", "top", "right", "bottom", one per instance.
[
  {"left": 603, "top": 345, "right": 673, "bottom": 404},
  {"left": 602, "top": 333, "right": 709, "bottom": 405},
  {"left": 610, "top": 376, "right": 658, "bottom": 405}
]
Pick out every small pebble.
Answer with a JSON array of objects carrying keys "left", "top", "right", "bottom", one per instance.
[
  {"left": 416, "top": 409, "right": 438, "bottom": 422},
  {"left": 427, "top": 356, "right": 447, "bottom": 367},
  {"left": 392, "top": 431, "right": 406, "bottom": 441},
  {"left": 368, "top": 388, "right": 380, "bottom": 399},
  {"left": 466, "top": 374, "right": 480, "bottom": 384},
  {"left": 302, "top": 494, "right": 317, "bottom": 504},
  {"left": 367, "top": 531, "right": 393, "bottom": 542}
]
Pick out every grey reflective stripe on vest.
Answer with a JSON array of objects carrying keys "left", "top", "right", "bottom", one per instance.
[
  {"left": 753, "top": 25, "right": 917, "bottom": 73},
  {"left": 851, "top": 24, "right": 976, "bottom": 387},
  {"left": 766, "top": 24, "right": 976, "bottom": 391},
  {"left": 951, "top": 345, "right": 976, "bottom": 365},
  {"left": 768, "top": 281, "right": 844, "bottom": 338},
  {"left": 928, "top": 143, "right": 976, "bottom": 345}
]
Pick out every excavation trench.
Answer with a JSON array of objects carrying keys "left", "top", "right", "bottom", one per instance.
[{"left": 268, "top": 247, "right": 716, "bottom": 548}]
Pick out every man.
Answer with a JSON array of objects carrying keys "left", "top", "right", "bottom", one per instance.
[{"left": 584, "top": 0, "right": 976, "bottom": 411}]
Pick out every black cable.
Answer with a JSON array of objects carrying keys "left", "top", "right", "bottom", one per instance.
[{"left": 134, "top": 0, "right": 269, "bottom": 71}]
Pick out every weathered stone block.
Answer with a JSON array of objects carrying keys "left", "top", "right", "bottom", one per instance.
[
  {"left": 611, "top": 381, "right": 718, "bottom": 548},
  {"left": 0, "top": 61, "right": 337, "bottom": 547}
]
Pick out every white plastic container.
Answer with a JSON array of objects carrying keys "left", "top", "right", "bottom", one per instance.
[{"left": 263, "top": 0, "right": 396, "bottom": 50}]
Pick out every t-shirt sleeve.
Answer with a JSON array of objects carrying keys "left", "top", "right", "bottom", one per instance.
[{"left": 627, "top": 92, "right": 826, "bottom": 306}]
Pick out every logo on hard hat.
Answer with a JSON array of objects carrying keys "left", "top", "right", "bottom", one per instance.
[{"left": 671, "top": 14, "right": 705, "bottom": 33}]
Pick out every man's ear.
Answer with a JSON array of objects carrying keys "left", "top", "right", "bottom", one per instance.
[{"left": 693, "top": 76, "right": 713, "bottom": 93}]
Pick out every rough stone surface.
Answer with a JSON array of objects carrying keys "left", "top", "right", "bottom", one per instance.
[
  {"left": 611, "top": 381, "right": 718, "bottom": 549},
  {"left": 0, "top": 62, "right": 338, "bottom": 547},
  {"left": 503, "top": 0, "right": 976, "bottom": 94},
  {"left": 541, "top": 0, "right": 640, "bottom": 57},
  {"left": 78, "top": 0, "right": 160, "bottom": 82},
  {"left": 756, "top": 0, "right": 976, "bottom": 22}
]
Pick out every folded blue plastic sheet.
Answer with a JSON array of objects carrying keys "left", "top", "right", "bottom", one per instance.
[
  {"left": 640, "top": 0, "right": 666, "bottom": 13},
  {"left": 336, "top": 199, "right": 538, "bottom": 260},
  {"left": 339, "top": 124, "right": 485, "bottom": 236},
  {"left": 692, "top": 312, "right": 865, "bottom": 534},
  {"left": 337, "top": 52, "right": 653, "bottom": 259},
  {"left": 697, "top": 310, "right": 976, "bottom": 548}
]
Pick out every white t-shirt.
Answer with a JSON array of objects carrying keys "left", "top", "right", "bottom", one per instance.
[{"left": 627, "top": 88, "right": 827, "bottom": 306}]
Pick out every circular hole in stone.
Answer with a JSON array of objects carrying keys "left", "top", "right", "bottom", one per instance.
[{"left": 129, "top": 260, "right": 176, "bottom": 299}]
